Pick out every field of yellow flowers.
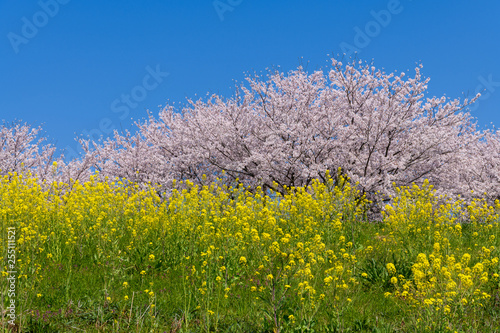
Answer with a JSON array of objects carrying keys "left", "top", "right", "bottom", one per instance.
[{"left": 1, "top": 170, "right": 500, "bottom": 332}]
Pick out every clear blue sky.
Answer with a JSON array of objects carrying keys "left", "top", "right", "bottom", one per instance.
[{"left": 1, "top": 0, "right": 499, "bottom": 161}]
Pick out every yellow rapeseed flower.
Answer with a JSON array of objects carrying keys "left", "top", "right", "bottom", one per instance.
[{"left": 386, "top": 263, "right": 396, "bottom": 275}]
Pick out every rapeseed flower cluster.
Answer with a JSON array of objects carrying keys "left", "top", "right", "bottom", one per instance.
[
  {"left": 381, "top": 180, "right": 500, "bottom": 330},
  {"left": 1, "top": 171, "right": 499, "bottom": 332}
]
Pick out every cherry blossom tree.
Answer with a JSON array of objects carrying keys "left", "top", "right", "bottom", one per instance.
[
  {"left": 444, "top": 128, "right": 500, "bottom": 202},
  {"left": 90, "top": 57, "right": 497, "bottom": 205},
  {"left": 0, "top": 121, "right": 57, "bottom": 180},
  {"left": 87, "top": 57, "right": 499, "bottom": 210},
  {"left": 0, "top": 121, "right": 99, "bottom": 190},
  {"left": 4, "top": 57, "right": 499, "bottom": 213}
]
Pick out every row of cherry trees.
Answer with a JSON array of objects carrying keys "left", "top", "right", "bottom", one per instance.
[{"left": 2, "top": 57, "right": 499, "bottom": 208}]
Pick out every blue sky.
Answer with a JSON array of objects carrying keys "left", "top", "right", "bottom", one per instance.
[{"left": 1, "top": 0, "right": 499, "bottom": 161}]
